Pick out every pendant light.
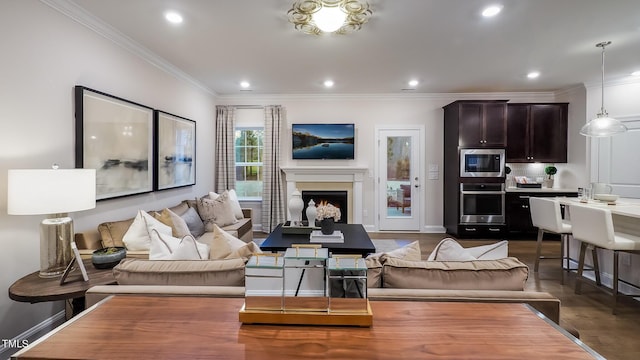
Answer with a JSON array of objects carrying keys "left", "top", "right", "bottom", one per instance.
[{"left": 580, "top": 41, "right": 628, "bottom": 137}]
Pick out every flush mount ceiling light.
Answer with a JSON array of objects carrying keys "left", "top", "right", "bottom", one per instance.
[
  {"left": 288, "top": 0, "right": 372, "bottom": 35},
  {"left": 527, "top": 71, "right": 540, "bottom": 79},
  {"left": 482, "top": 4, "right": 503, "bottom": 17},
  {"left": 164, "top": 11, "right": 183, "bottom": 24},
  {"left": 580, "top": 41, "right": 628, "bottom": 137}
]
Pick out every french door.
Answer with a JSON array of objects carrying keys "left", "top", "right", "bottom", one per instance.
[{"left": 377, "top": 127, "right": 423, "bottom": 231}]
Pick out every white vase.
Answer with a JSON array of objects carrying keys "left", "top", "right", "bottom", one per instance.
[
  {"left": 288, "top": 189, "right": 304, "bottom": 226},
  {"left": 305, "top": 199, "right": 317, "bottom": 227}
]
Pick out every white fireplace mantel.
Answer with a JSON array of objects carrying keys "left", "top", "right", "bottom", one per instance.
[{"left": 281, "top": 166, "right": 369, "bottom": 223}]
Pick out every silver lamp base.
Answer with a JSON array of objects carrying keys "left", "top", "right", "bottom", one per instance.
[{"left": 39, "top": 213, "right": 74, "bottom": 278}]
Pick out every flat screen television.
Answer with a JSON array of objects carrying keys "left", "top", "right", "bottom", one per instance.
[{"left": 292, "top": 123, "right": 355, "bottom": 160}]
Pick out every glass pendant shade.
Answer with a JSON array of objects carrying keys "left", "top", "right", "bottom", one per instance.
[
  {"left": 581, "top": 41, "right": 627, "bottom": 137},
  {"left": 580, "top": 113, "right": 628, "bottom": 137}
]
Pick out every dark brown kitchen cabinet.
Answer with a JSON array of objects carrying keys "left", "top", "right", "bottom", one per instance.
[
  {"left": 505, "top": 191, "right": 578, "bottom": 235},
  {"left": 457, "top": 102, "right": 508, "bottom": 147},
  {"left": 506, "top": 103, "right": 568, "bottom": 163}
]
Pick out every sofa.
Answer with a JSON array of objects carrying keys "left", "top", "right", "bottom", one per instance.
[
  {"left": 74, "top": 195, "right": 254, "bottom": 259},
  {"left": 82, "top": 253, "right": 564, "bottom": 322}
]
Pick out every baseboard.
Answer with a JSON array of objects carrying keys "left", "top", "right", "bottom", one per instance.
[
  {"left": 0, "top": 311, "right": 65, "bottom": 359},
  {"left": 568, "top": 259, "right": 640, "bottom": 300}
]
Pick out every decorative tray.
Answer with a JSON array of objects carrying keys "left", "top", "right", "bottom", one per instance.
[{"left": 282, "top": 221, "right": 318, "bottom": 234}]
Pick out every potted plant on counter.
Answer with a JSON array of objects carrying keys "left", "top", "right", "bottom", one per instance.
[{"left": 544, "top": 166, "right": 557, "bottom": 188}]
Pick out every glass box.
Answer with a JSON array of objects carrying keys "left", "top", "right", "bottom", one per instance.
[
  {"left": 327, "top": 255, "right": 368, "bottom": 313},
  {"left": 245, "top": 253, "right": 284, "bottom": 311},
  {"left": 283, "top": 244, "right": 329, "bottom": 312}
]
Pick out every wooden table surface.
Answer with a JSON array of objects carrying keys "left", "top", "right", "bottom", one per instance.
[
  {"left": 8, "top": 258, "right": 116, "bottom": 303},
  {"left": 12, "top": 296, "right": 602, "bottom": 360}
]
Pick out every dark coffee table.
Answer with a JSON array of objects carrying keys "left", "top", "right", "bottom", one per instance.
[{"left": 261, "top": 223, "right": 375, "bottom": 257}]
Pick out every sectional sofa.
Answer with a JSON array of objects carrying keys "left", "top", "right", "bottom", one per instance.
[{"left": 75, "top": 197, "right": 566, "bottom": 330}]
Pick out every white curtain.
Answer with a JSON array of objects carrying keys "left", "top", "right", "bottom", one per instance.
[
  {"left": 262, "top": 105, "right": 286, "bottom": 232},
  {"left": 215, "top": 106, "right": 236, "bottom": 193}
]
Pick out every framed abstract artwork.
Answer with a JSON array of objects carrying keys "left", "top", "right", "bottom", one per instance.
[
  {"left": 154, "top": 110, "right": 196, "bottom": 190},
  {"left": 75, "top": 86, "right": 154, "bottom": 200}
]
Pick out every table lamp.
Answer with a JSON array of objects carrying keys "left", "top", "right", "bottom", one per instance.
[{"left": 7, "top": 166, "right": 96, "bottom": 278}]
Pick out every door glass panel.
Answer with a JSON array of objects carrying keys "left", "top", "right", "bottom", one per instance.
[{"left": 386, "top": 136, "right": 411, "bottom": 217}]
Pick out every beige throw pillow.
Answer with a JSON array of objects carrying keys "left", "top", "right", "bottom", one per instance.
[
  {"left": 380, "top": 240, "right": 421, "bottom": 262},
  {"left": 122, "top": 210, "right": 172, "bottom": 251},
  {"left": 154, "top": 208, "right": 192, "bottom": 238},
  {"left": 210, "top": 224, "right": 262, "bottom": 260},
  {"left": 197, "top": 191, "right": 238, "bottom": 231},
  {"left": 149, "top": 229, "right": 210, "bottom": 260},
  {"left": 209, "top": 189, "right": 244, "bottom": 220}
]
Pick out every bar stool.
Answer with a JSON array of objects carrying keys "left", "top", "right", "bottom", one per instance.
[
  {"left": 570, "top": 205, "right": 640, "bottom": 314},
  {"left": 529, "top": 197, "right": 573, "bottom": 284}
]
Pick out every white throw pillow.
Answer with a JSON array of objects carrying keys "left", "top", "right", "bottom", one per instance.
[
  {"left": 227, "top": 189, "right": 244, "bottom": 220},
  {"left": 210, "top": 224, "right": 262, "bottom": 260},
  {"left": 427, "top": 238, "right": 508, "bottom": 261},
  {"left": 149, "top": 229, "right": 210, "bottom": 260},
  {"left": 466, "top": 240, "right": 509, "bottom": 260},
  {"left": 427, "top": 238, "right": 476, "bottom": 261},
  {"left": 381, "top": 240, "right": 421, "bottom": 262},
  {"left": 122, "top": 210, "right": 172, "bottom": 251}
]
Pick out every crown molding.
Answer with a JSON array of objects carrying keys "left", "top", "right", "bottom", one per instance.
[
  {"left": 583, "top": 76, "right": 640, "bottom": 89},
  {"left": 217, "top": 90, "right": 556, "bottom": 103},
  {"left": 553, "top": 84, "right": 586, "bottom": 98},
  {"left": 40, "top": 0, "right": 216, "bottom": 96}
]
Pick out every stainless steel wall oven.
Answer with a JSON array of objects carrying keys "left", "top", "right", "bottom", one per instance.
[{"left": 459, "top": 183, "right": 505, "bottom": 224}]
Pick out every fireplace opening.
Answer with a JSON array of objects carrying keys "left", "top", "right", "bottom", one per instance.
[{"left": 302, "top": 191, "right": 348, "bottom": 224}]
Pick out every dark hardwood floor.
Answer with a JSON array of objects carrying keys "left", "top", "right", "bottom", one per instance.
[{"left": 367, "top": 232, "right": 640, "bottom": 360}]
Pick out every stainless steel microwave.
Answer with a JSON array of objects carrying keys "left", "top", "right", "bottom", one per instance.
[{"left": 460, "top": 148, "right": 505, "bottom": 178}]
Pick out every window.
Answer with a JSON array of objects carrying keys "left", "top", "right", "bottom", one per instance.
[{"left": 235, "top": 127, "right": 264, "bottom": 199}]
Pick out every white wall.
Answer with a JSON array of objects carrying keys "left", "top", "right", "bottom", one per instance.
[
  {"left": 221, "top": 93, "right": 558, "bottom": 232},
  {"left": 0, "top": 0, "right": 215, "bottom": 346},
  {"left": 555, "top": 85, "right": 589, "bottom": 189}
]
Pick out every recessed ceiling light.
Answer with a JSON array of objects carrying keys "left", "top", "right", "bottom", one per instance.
[
  {"left": 482, "top": 4, "right": 503, "bottom": 17},
  {"left": 324, "top": 80, "right": 334, "bottom": 88},
  {"left": 164, "top": 11, "right": 183, "bottom": 24},
  {"left": 408, "top": 80, "right": 419, "bottom": 87},
  {"left": 632, "top": 71, "right": 640, "bottom": 76},
  {"left": 527, "top": 71, "right": 540, "bottom": 79},
  {"left": 240, "top": 81, "right": 251, "bottom": 88}
]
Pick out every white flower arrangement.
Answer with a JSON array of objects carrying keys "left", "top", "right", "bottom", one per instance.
[{"left": 315, "top": 202, "right": 341, "bottom": 222}]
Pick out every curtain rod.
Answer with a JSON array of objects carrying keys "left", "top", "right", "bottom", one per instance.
[{"left": 231, "top": 105, "right": 265, "bottom": 109}]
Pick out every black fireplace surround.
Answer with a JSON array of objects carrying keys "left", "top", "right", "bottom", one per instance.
[{"left": 301, "top": 190, "right": 348, "bottom": 224}]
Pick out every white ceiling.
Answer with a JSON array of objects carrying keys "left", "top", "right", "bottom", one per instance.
[{"left": 65, "top": 0, "right": 640, "bottom": 95}]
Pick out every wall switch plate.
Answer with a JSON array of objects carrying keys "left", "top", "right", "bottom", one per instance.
[
  {"left": 428, "top": 164, "right": 439, "bottom": 172},
  {"left": 428, "top": 171, "right": 439, "bottom": 180}
]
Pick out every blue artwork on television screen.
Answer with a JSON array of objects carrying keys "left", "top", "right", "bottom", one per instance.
[{"left": 292, "top": 123, "right": 355, "bottom": 160}]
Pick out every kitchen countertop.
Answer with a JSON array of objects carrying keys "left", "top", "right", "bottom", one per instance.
[{"left": 506, "top": 187, "right": 579, "bottom": 193}]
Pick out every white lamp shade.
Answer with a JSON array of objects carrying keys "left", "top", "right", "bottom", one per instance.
[{"left": 7, "top": 169, "right": 96, "bottom": 215}]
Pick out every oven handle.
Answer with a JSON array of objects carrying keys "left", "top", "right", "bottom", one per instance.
[{"left": 460, "top": 191, "right": 505, "bottom": 195}]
